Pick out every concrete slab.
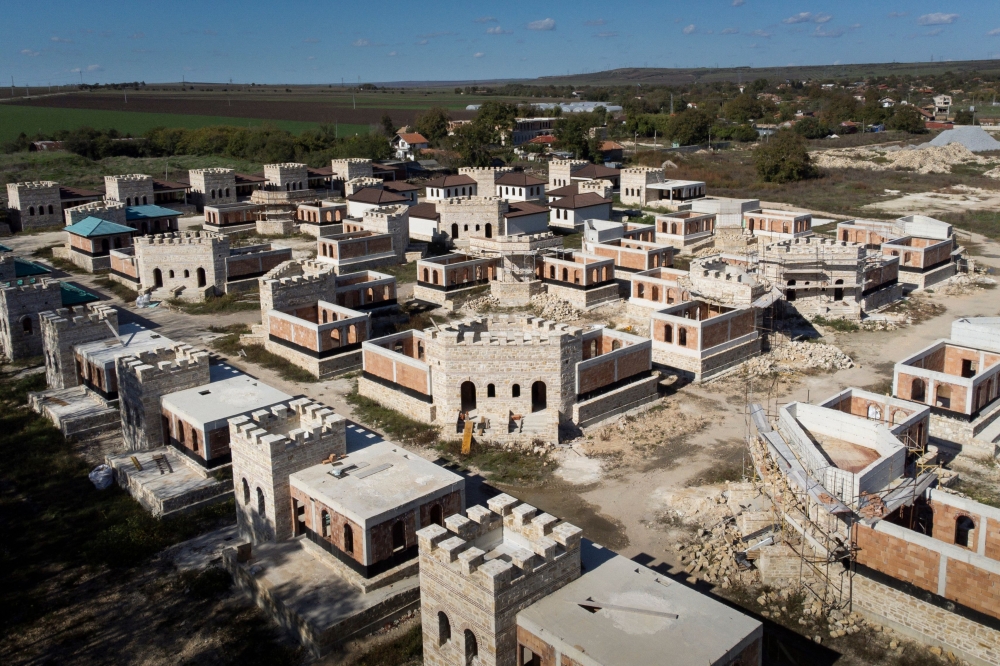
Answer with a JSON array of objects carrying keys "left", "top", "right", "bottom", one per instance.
[
  {"left": 107, "top": 446, "right": 232, "bottom": 517},
  {"left": 29, "top": 385, "right": 119, "bottom": 436},
  {"left": 161, "top": 372, "right": 292, "bottom": 432}
]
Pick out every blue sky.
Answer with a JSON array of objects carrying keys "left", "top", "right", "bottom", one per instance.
[{"left": 6, "top": 1, "right": 1000, "bottom": 86}]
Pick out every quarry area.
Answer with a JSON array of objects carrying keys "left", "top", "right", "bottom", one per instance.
[{"left": 2, "top": 147, "right": 1000, "bottom": 666}]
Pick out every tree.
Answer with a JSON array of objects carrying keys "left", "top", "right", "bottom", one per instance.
[
  {"left": 793, "top": 117, "right": 832, "bottom": 139},
  {"left": 754, "top": 130, "right": 816, "bottom": 183},
  {"left": 415, "top": 107, "right": 451, "bottom": 143},
  {"left": 953, "top": 109, "right": 976, "bottom": 125},
  {"left": 822, "top": 94, "right": 859, "bottom": 124},
  {"left": 667, "top": 109, "right": 714, "bottom": 146},
  {"left": 554, "top": 113, "right": 601, "bottom": 161},
  {"left": 474, "top": 101, "right": 518, "bottom": 142},
  {"left": 452, "top": 122, "right": 496, "bottom": 167},
  {"left": 380, "top": 113, "right": 395, "bottom": 136},
  {"left": 886, "top": 106, "right": 927, "bottom": 133},
  {"left": 748, "top": 78, "right": 769, "bottom": 95},
  {"left": 723, "top": 94, "right": 765, "bottom": 124}
]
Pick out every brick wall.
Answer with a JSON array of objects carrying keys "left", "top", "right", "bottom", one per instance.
[{"left": 855, "top": 523, "right": 941, "bottom": 594}]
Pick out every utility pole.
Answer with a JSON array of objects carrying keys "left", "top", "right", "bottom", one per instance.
[{"left": 10, "top": 76, "right": 14, "bottom": 98}]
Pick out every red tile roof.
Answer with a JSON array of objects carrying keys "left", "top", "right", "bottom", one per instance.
[
  {"left": 548, "top": 193, "right": 612, "bottom": 210},
  {"left": 396, "top": 132, "right": 429, "bottom": 145},
  {"left": 528, "top": 135, "right": 557, "bottom": 144},
  {"left": 504, "top": 201, "right": 550, "bottom": 218},
  {"left": 409, "top": 202, "right": 439, "bottom": 221},
  {"left": 152, "top": 179, "right": 190, "bottom": 191},
  {"left": 347, "top": 187, "right": 408, "bottom": 204},
  {"left": 496, "top": 172, "right": 547, "bottom": 187},
  {"left": 600, "top": 141, "right": 624, "bottom": 151},
  {"left": 424, "top": 174, "right": 477, "bottom": 188},
  {"left": 58, "top": 185, "right": 103, "bottom": 200}
]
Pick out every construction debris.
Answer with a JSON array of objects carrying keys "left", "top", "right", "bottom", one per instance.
[{"left": 812, "top": 142, "right": 993, "bottom": 174}]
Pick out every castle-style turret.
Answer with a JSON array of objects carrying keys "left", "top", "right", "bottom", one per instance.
[
  {"left": 0, "top": 279, "right": 65, "bottom": 360},
  {"left": 40, "top": 304, "right": 119, "bottom": 389}
]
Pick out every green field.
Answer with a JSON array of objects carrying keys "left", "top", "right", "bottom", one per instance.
[{"left": 0, "top": 104, "right": 369, "bottom": 144}]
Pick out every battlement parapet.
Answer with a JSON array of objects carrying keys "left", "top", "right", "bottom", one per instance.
[
  {"left": 8, "top": 180, "right": 59, "bottom": 190},
  {"left": 135, "top": 230, "right": 225, "bottom": 246},
  {"left": 105, "top": 174, "right": 151, "bottom": 184},
  {"left": 431, "top": 315, "right": 582, "bottom": 346},
  {"left": 40, "top": 303, "right": 117, "bottom": 331},
  {"left": 228, "top": 398, "right": 345, "bottom": 452},
  {"left": 190, "top": 168, "right": 234, "bottom": 176},
  {"left": 1, "top": 278, "right": 59, "bottom": 294},
  {"left": 417, "top": 494, "right": 581, "bottom": 586},
  {"left": 120, "top": 344, "right": 210, "bottom": 382}
]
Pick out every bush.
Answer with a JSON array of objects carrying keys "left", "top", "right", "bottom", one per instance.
[
  {"left": 345, "top": 388, "right": 440, "bottom": 446},
  {"left": 754, "top": 130, "right": 817, "bottom": 183},
  {"left": 886, "top": 106, "right": 928, "bottom": 134},
  {"left": 793, "top": 116, "right": 832, "bottom": 139}
]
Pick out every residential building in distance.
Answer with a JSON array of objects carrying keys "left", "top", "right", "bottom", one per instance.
[
  {"left": 424, "top": 174, "right": 478, "bottom": 202},
  {"left": 392, "top": 132, "right": 429, "bottom": 160},
  {"left": 548, "top": 192, "right": 612, "bottom": 230},
  {"left": 494, "top": 172, "right": 547, "bottom": 202}
]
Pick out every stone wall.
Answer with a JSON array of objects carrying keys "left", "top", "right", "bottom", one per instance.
[
  {"left": 547, "top": 160, "right": 588, "bottom": 188},
  {"left": 64, "top": 200, "right": 127, "bottom": 226},
  {"left": 331, "top": 158, "right": 373, "bottom": 183},
  {"left": 116, "top": 344, "right": 211, "bottom": 451},
  {"left": 437, "top": 197, "right": 507, "bottom": 241},
  {"left": 105, "top": 174, "right": 154, "bottom": 205},
  {"left": 261, "top": 338, "right": 362, "bottom": 379},
  {"left": 6, "top": 181, "right": 62, "bottom": 231},
  {"left": 189, "top": 168, "right": 236, "bottom": 210},
  {"left": 0, "top": 279, "right": 64, "bottom": 360},
  {"left": 544, "top": 281, "right": 619, "bottom": 310},
  {"left": 361, "top": 205, "right": 409, "bottom": 262},
  {"left": 619, "top": 167, "right": 663, "bottom": 207},
  {"left": 358, "top": 375, "right": 437, "bottom": 424},
  {"left": 264, "top": 163, "right": 308, "bottom": 189},
  {"left": 134, "top": 231, "right": 229, "bottom": 299},
  {"left": 490, "top": 279, "right": 542, "bottom": 307},
  {"left": 572, "top": 374, "right": 660, "bottom": 428},
  {"left": 40, "top": 304, "right": 118, "bottom": 389},
  {"left": 229, "top": 399, "right": 346, "bottom": 543}
]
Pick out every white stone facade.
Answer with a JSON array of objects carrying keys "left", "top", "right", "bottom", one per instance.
[
  {"left": 189, "top": 168, "right": 237, "bottom": 210},
  {"left": 64, "top": 200, "right": 127, "bottom": 227},
  {"left": 6, "top": 181, "right": 62, "bottom": 231},
  {"left": 619, "top": 167, "right": 664, "bottom": 206},
  {"left": 547, "top": 159, "right": 588, "bottom": 188},
  {"left": 331, "top": 158, "right": 373, "bottom": 183},
  {"left": 105, "top": 174, "right": 154, "bottom": 206},
  {"left": 40, "top": 304, "right": 119, "bottom": 389}
]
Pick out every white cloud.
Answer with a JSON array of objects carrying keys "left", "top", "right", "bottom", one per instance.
[
  {"left": 352, "top": 39, "right": 370, "bottom": 47},
  {"left": 989, "top": 27, "right": 1000, "bottom": 36},
  {"left": 20, "top": 49, "right": 40, "bottom": 56},
  {"left": 813, "top": 13, "right": 832, "bottom": 23},
  {"left": 585, "top": 19, "right": 607, "bottom": 26},
  {"left": 721, "top": 27, "right": 739, "bottom": 35},
  {"left": 473, "top": 52, "right": 485, "bottom": 58},
  {"left": 747, "top": 29, "right": 772, "bottom": 38},
  {"left": 918, "top": 13, "right": 958, "bottom": 25},
  {"left": 783, "top": 12, "right": 813, "bottom": 24},
  {"left": 86, "top": 64, "right": 102, "bottom": 71},
  {"left": 416, "top": 39, "right": 428, "bottom": 45},
  {"left": 813, "top": 25, "right": 844, "bottom": 38},
  {"left": 732, "top": 0, "right": 745, "bottom": 5},
  {"left": 50, "top": 36, "right": 73, "bottom": 43},
  {"left": 474, "top": 17, "right": 497, "bottom": 23},
  {"left": 388, "top": 51, "right": 397, "bottom": 56},
  {"left": 527, "top": 18, "right": 556, "bottom": 31},
  {"left": 924, "top": 28, "right": 944, "bottom": 36},
  {"left": 486, "top": 26, "right": 511, "bottom": 34},
  {"left": 682, "top": 24, "right": 696, "bottom": 34},
  {"left": 129, "top": 32, "right": 144, "bottom": 39}
]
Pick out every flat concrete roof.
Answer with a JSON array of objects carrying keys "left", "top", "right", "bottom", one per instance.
[
  {"left": 161, "top": 372, "right": 292, "bottom": 432},
  {"left": 77, "top": 323, "right": 174, "bottom": 368},
  {"left": 517, "top": 542, "right": 762, "bottom": 666},
  {"left": 289, "top": 441, "right": 464, "bottom": 528}
]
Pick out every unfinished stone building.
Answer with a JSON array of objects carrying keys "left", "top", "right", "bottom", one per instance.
[
  {"left": 0, "top": 278, "right": 98, "bottom": 360},
  {"left": 40, "top": 303, "right": 119, "bottom": 390},
  {"left": 627, "top": 267, "right": 692, "bottom": 319},
  {"left": 105, "top": 174, "right": 154, "bottom": 206},
  {"left": 330, "top": 158, "right": 374, "bottom": 185},
  {"left": 438, "top": 196, "right": 507, "bottom": 244},
  {"left": 655, "top": 210, "right": 717, "bottom": 251},
  {"left": 649, "top": 300, "right": 761, "bottom": 381},
  {"left": 759, "top": 236, "right": 902, "bottom": 320},
  {"left": 63, "top": 200, "right": 127, "bottom": 227},
  {"left": 203, "top": 202, "right": 260, "bottom": 231},
  {"left": 6, "top": 181, "right": 63, "bottom": 231},
  {"left": 417, "top": 495, "right": 762, "bottom": 666},
  {"left": 547, "top": 159, "right": 588, "bottom": 188},
  {"left": 315, "top": 205, "right": 408, "bottom": 274},
  {"left": 743, "top": 208, "right": 813, "bottom": 242},
  {"left": 109, "top": 231, "right": 291, "bottom": 301},
  {"left": 60, "top": 217, "right": 135, "bottom": 272},
  {"left": 683, "top": 255, "right": 771, "bottom": 308},
  {"left": 837, "top": 215, "right": 958, "bottom": 290},
  {"left": 537, "top": 250, "right": 619, "bottom": 309},
  {"left": 359, "top": 316, "right": 660, "bottom": 442},
  {"left": 188, "top": 168, "right": 236, "bottom": 210},
  {"left": 746, "top": 387, "right": 1000, "bottom": 666}
]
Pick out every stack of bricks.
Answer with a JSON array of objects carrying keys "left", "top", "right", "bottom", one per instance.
[
  {"left": 116, "top": 344, "right": 211, "bottom": 451},
  {"left": 229, "top": 398, "right": 347, "bottom": 543},
  {"left": 104, "top": 174, "right": 153, "bottom": 205},
  {"left": 417, "top": 493, "right": 582, "bottom": 666},
  {"left": 64, "top": 200, "right": 127, "bottom": 227},
  {"left": 0, "top": 279, "right": 64, "bottom": 360},
  {"left": 40, "top": 303, "right": 118, "bottom": 389},
  {"left": 6, "top": 181, "right": 62, "bottom": 231}
]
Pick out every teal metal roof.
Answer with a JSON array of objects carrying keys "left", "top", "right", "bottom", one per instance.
[
  {"left": 14, "top": 258, "right": 51, "bottom": 277},
  {"left": 0, "top": 244, "right": 11, "bottom": 253},
  {"left": 60, "top": 282, "right": 99, "bottom": 306},
  {"left": 126, "top": 205, "right": 181, "bottom": 221},
  {"left": 65, "top": 216, "right": 136, "bottom": 238}
]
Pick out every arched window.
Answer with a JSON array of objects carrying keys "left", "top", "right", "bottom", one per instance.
[
  {"left": 955, "top": 516, "right": 975, "bottom": 548},
  {"left": 225, "top": 188, "right": 230, "bottom": 197},
  {"left": 184, "top": 269, "right": 190, "bottom": 278},
  {"left": 391, "top": 520, "right": 406, "bottom": 552},
  {"left": 21, "top": 317, "right": 32, "bottom": 335},
  {"left": 344, "top": 523, "right": 354, "bottom": 553},
  {"left": 438, "top": 612, "right": 451, "bottom": 645},
  {"left": 911, "top": 378, "right": 926, "bottom": 402},
  {"left": 464, "top": 630, "right": 478, "bottom": 666},
  {"left": 48, "top": 204, "right": 54, "bottom": 214},
  {"left": 867, "top": 404, "right": 882, "bottom": 420},
  {"left": 242, "top": 478, "right": 250, "bottom": 504},
  {"left": 28, "top": 206, "right": 35, "bottom": 216},
  {"left": 192, "top": 430, "right": 199, "bottom": 453},
  {"left": 257, "top": 487, "right": 266, "bottom": 516},
  {"left": 430, "top": 504, "right": 443, "bottom": 526},
  {"left": 177, "top": 421, "right": 185, "bottom": 443},
  {"left": 423, "top": 268, "right": 429, "bottom": 282},
  {"left": 322, "top": 511, "right": 331, "bottom": 537},
  {"left": 168, "top": 270, "right": 175, "bottom": 279},
  {"left": 142, "top": 196, "right": 147, "bottom": 205},
  {"left": 211, "top": 189, "right": 216, "bottom": 199},
  {"left": 935, "top": 384, "right": 952, "bottom": 409},
  {"left": 512, "top": 384, "right": 520, "bottom": 398},
  {"left": 678, "top": 328, "right": 687, "bottom": 346},
  {"left": 664, "top": 325, "right": 673, "bottom": 343},
  {"left": 637, "top": 283, "right": 645, "bottom": 298},
  {"left": 487, "top": 383, "right": 496, "bottom": 397}
]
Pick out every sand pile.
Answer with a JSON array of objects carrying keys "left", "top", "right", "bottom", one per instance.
[{"left": 812, "top": 142, "right": 993, "bottom": 174}]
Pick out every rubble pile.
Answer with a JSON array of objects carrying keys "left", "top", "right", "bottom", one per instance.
[
  {"left": 529, "top": 293, "right": 581, "bottom": 320},
  {"left": 858, "top": 319, "right": 898, "bottom": 332},
  {"left": 742, "top": 340, "right": 853, "bottom": 377},
  {"left": 672, "top": 521, "right": 752, "bottom": 590},
  {"left": 462, "top": 294, "right": 501, "bottom": 312},
  {"left": 812, "top": 142, "right": 993, "bottom": 174},
  {"left": 935, "top": 273, "right": 997, "bottom": 296}
]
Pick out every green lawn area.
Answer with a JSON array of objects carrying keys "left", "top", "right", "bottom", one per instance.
[{"left": 0, "top": 104, "right": 367, "bottom": 143}]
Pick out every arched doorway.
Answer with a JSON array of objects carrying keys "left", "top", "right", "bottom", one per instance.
[
  {"left": 391, "top": 520, "right": 406, "bottom": 552},
  {"left": 153, "top": 268, "right": 163, "bottom": 288},
  {"left": 911, "top": 378, "right": 926, "bottom": 402},
  {"left": 834, "top": 279, "right": 844, "bottom": 302},
  {"left": 451, "top": 223, "right": 459, "bottom": 239},
  {"left": 531, "top": 381, "right": 546, "bottom": 412},
  {"left": 343, "top": 524, "right": 354, "bottom": 554},
  {"left": 196, "top": 267, "right": 206, "bottom": 287},
  {"left": 485, "top": 223, "right": 493, "bottom": 238},
  {"left": 430, "top": 504, "right": 443, "bottom": 527},
  {"left": 460, "top": 381, "right": 477, "bottom": 412},
  {"left": 955, "top": 516, "right": 975, "bottom": 548},
  {"left": 785, "top": 279, "right": 796, "bottom": 301}
]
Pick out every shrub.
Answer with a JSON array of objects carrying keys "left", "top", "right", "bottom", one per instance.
[{"left": 753, "top": 130, "right": 817, "bottom": 183}]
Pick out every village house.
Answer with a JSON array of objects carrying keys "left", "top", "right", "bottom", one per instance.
[
  {"left": 494, "top": 172, "right": 547, "bottom": 202},
  {"left": 548, "top": 192, "right": 612, "bottom": 230},
  {"left": 392, "top": 132, "right": 429, "bottom": 160},
  {"left": 424, "top": 174, "right": 478, "bottom": 202}
]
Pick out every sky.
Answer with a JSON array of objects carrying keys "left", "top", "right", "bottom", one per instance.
[{"left": 6, "top": 0, "right": 1000, "bottom": 86}]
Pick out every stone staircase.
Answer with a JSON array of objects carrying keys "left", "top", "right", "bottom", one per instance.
[{"left": 517, "top": 411, "right": 551, "bottom": 436}]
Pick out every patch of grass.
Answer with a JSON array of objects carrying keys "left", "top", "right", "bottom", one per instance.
[
  {"left": 345, "top": 388, "right": 440, "bottom": 446},
  {"left": 30, "top": 243, "right": 86, "bottom": 274},
  {"left": 168, "top": 292, "right": 260, "bottom": 315},
  {"left": 561, "top": 232, "right": 583, "bottom": 249},
  {"left": 953, "top": 478, "right": 1000, "bottom": 509},
  {"left": 350, "top": 623, "right": 423, "bottom": 666},
  {"left": 435, "top": 439, "right": 552, "bottom": 486},
  {"left": 672, "top": 254, "right": 691, "bottom": 271},
  {"left": 864, "top": 377, "right": 894, "bottom": 395},
  {"left": 207, "top": 324, "right": 318, "bottom": 383},
  {"left": 94, "top": 276, "right": 140, "bottom": 302},
  {"left": 379, "top": 260, "right": 417, "bottom": 284},
  {"left": 0, "top": 370, "right": 235, "bottom": 632},
  {"left": 941, "top": 210, "right": 1000, "bottom": 241},
  {"left": 812, "top": 315, "right": 860, "bottom": 332}
]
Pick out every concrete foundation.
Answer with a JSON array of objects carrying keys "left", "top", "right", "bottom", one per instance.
[
  {"left": 106, "top": 446, "right": 233, "bottom": 518},
  {"left": 29, "top": 385, "right": 120, "bottom": 437}
]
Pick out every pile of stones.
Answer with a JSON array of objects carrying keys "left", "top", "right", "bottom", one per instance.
[
  {"left": 672, "top": 519, "right": 750, "bottom": 590},
  {"left": 463, "top": 294, "right": 501, "bottom": 312},
  {"left": 529, "top": 293, "right": 581, "bottom": 320},
  {"left": 742, "top": 340, "right": 853, "bottom": 377}
]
